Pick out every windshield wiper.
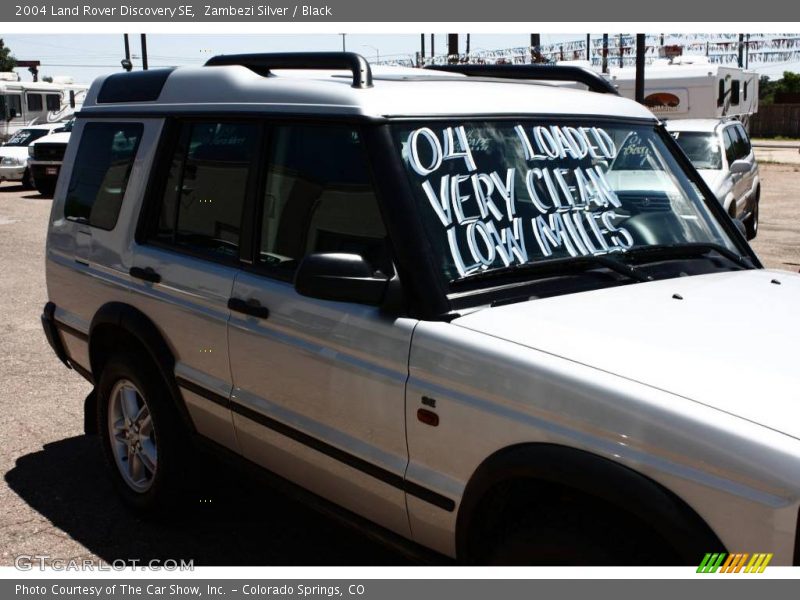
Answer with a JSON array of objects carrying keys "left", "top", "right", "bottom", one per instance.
[
  {"left": 619, "top": 243, "right": 753, "bottom": 269},
  {"left": 453, "top": 254, "right": 653, "bottom": 286}
]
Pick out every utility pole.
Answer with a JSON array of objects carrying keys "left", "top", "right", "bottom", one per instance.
[
  {"left": 602, "top": 33, "right": 608, "bottom": 73},
  {"left": 635, "top": 33, "right": 646, "bottom": 104},
  {"left": 586, "top": 34, "right": 591, "bottom": 60},
  {"left": 121, "top": 34, "right": 132, "bottom": 71},
  {"left": 140, "top": 34, "right": 148, "bottom": 70},
  {"left": 745, "top": 33, "right": 750, "bottom": 69},
  {"left": 420, "top": 34, "right": 425, "bottom": 62},
  {"left": 466, "top": 34, "right": 471, "bottom": 56},
  {"left": 738, "top": 33, "right": 744, "bottom": 68},
  {"left": 448, "top": 34, "right": 458, "bottom": 63},
  {"left": 619, "top": 33, "right": 624, "bottom": 68},
  {"left": 340, "top": 34, "right": 346, "bottom": 52},
  {"left": 531, "top": 33, "right": 540, "bottom": 63},
  {"left": 431, "top": 34, "right": 435, "bottom": 60}
]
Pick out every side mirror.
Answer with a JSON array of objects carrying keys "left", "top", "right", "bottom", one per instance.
[
  {"left": 729, "top": 159, "right": 750, "bottom": 174},
  {"left": 294, "top": 253, "right": 390, "bottom": 305},
  {"left": 732, "top": 217, "right": 747, "bottom": 238}
]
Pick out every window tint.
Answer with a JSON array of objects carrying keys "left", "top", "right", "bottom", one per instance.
[
  {"left": 65, "top": 122, "right": 143, "bottom": 230},
  {"left": 735, "top": 124, "right": 751, "bottom": 155},
  {"left": 154, "top": 121, "right": 257, "bottom": 260},
  {"left": 4, "top": 94, "right": 22, "bottom": 117},
  {"left": 46, "top": 94, "right": 61, "bottom": 111},
  {"left": 722, "top": 128, "right": 736, "bottom": 164},
  {"left": 258, "top": 124, "right": 389, "bottom": 277},
  {"left": 731, "top": 81, "right": 740, "bottom": 106},
  {"left": 27, "top": 94, "right": 43, "bottom": 112}
]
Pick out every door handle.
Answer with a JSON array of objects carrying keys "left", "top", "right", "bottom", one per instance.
[
  {"left": 129, "top": 266, "right": 161, "bottom": 283},
  {"left": 228, "top": 297, "right": 270, "bottom": 319}
]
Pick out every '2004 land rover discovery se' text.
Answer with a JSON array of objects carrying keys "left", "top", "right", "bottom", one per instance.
[{"left": 41, "top": 54, "right": 800, "bottom": 566}]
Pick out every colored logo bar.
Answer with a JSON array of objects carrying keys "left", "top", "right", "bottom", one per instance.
[{"left": 697, "top": 552, "right": 773, "bottom": 573}]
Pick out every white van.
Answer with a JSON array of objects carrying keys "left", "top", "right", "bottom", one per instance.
[{"left": 0, "top": 73, "right": 88, "bottom": 142}]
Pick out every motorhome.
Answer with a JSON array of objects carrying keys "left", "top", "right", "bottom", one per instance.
[
  {"left": 609, "top": 58, "right": 758, "bottom": 121},
  {"left": 0, "top": 73, "right": 88, "bottom": 142}
]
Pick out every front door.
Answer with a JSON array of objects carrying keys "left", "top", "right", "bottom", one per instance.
[{"left": 227, "top": 123, "right": 415, "bottom": 537}]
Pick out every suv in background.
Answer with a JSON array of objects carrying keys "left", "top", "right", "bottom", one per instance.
[
  {"left": 28, "top": 118, "right": 74, "bottom": 197},
  {"left": 666, "top": 118, "right": 760, "bottom": 239},
  {"left": 41, "top": 56, "right": 800, "bottom": 565},
  {"left": 0, "top": 123, "right": 65, "bottom": 189}
]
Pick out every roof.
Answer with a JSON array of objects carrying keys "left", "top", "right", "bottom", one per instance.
[
  {"left": 80, "top": 64, "right": 656, "bottom": 121},
  {"left": 664, "top": 118, "right": 730, "bottom": 133},
  {"left": 18, "top": 123, "right": 66, "bottom": 131}
]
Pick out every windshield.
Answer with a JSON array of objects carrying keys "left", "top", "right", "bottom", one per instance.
[
  {"left": 671, "top": 131, "right": 722, "bottom": 170},
  {"left": 393, "top": 120, "right": 739, "bottom": 283},
  {"left": 4, "top": 128, "right": 50, "bottom": 147}
]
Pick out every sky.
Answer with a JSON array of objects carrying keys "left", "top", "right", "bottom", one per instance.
[{"left": 2, "top": 33, "right": 799, "bottom": 84}]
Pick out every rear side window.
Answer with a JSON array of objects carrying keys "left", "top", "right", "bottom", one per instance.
[
  {"left": 152, "top": 121, "right": 257, "bottom": 261},
  {"left": 722, "top": 128, "right": 736, "bottom": 164},
  {"left": 46, "top": 94, "right": 61, "bottom": 111},
  {"left": 27, "top": 94, "right": 43, "bottom": 112},
  {"left": 64, "top": 122, "right": 143, "bottom": 230},
  {"left": 731, "top": 81, "right": 740, "bottom": 106}
]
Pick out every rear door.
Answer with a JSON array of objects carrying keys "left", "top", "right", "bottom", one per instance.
[
  {"left": 131, "top": 119, "right": 261, "bottom": 452},
  {"left": 226, "top": 122, "right": 415, "bottom": 537}
]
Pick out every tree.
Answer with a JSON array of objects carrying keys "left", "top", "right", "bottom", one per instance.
[
  {"left": 0, "top": 38, "right": 16, "bottom": 72},
  {"left": 758, "top": 72, "right": 800, "bottom": 105},
  {"left": 42, "top": 76, "right": 53, "bottom": 83}
]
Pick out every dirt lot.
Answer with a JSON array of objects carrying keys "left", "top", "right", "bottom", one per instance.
[{"left": 1, "top": 163, "right": 798, "bottom": 566}]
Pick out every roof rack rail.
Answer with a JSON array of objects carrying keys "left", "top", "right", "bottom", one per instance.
[
  {"left": 424, "top": 64, "right": 619, "bottom": 95},
  {"left": 204, "top": 52, "right": 373, "bottom": 89}
]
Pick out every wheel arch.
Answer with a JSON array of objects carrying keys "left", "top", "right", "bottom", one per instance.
[
  {"left": 455, "top": 442, "right": 725, "bottom": 564},
  {"left": 88, "top": 302, "right": 195, "bottom": 433}
]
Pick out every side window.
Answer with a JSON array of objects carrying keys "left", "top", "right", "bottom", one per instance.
[
  {"left": 152, "top": 121, "right": 257, "bottom": 261},
  {"left": 744, "top": 81, "right": 748, "bottom": 102},
  {"left": 722, "top": 128, "right": 736, "bottom": 165},
  {"left": 717, "top": 80, "right": 726, "bottom": 107},
  {"left": 4, "top": 94, "right": 22, "bottom": 118},
  {"left": 731, "top": 81, "right": 740, "bottom": 106},
  {"left": 46, "top": 94, "right": 61, "bottom": 111},
  {"left": 735, "top": 124, "right": 751, "bottom": 156},
  {"left": 257, "top": 124, "right": 389, "bottom": 278},
  {"left": 27, "top": 94, "right": 43, "bottom": 112},
  {"left": 64, "top": 122, "right": 143, "bottom": 230}
]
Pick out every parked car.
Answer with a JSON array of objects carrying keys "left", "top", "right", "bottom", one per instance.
[
  {"left": 28, "top": 118, "right": 74, "bottom": 197},
  {"left": 42, "top": 56, "right": 800, "bottom": 566},
  {"left": 0, "top": 123, "right": 65, "bottom": 189},
  {"left": 666, "top": 118, "right": 760, "bottom": 239}
]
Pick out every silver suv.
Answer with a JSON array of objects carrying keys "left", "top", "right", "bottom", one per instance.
[
  {"left": 42, "top": 54, "right": 800, "bottom": 566},
  {"left": 666, "top": 118, "right": 760, "bottom": 239}
]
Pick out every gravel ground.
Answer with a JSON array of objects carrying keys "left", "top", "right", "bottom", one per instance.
[{"left": 1, "top": 163, "right": 798, "bottom": 566}]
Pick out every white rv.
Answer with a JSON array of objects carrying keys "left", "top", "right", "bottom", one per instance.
[
  {"left": 0, "top": 73, "right": 88, "bottom": 142},
  {"left": 609, "top": 58, "right": 759, "bottom": 121}
]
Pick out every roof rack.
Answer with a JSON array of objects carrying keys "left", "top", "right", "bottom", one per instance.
[
  {"left": 424, "top": 64, "right": 619, "bottom": 95},
  {"left": 204, "top": 52, "right": 373, "bottom": 89}
]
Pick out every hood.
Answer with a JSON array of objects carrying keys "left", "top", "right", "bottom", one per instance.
[
  {"left": 453, "top": 269, "right": 800, "bottom": 439},
  {"left": 697, "top": 169, "right": 728, "bottom": 195},
  {"left": 0, "top": 146, "right": 28, "bottom": 160},
  {"left": 31, "top": 132, "right": 71, "bottom": 145}
]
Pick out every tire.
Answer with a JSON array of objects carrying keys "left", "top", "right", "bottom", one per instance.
[
  {"left": 21, "top": 168, "right": 34, "bottom": 191},
  {"left": 746, "top": 191, "right": 760, "bottom": 240},
  {"left": 485, "top": 496, "right": 681, "bottom": 566},
  {"left": 97, "top": 352, "right": 191, "bottom": 514},
  {"left": 35, "top": 180, "right": 56, "bottom": 197}
]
